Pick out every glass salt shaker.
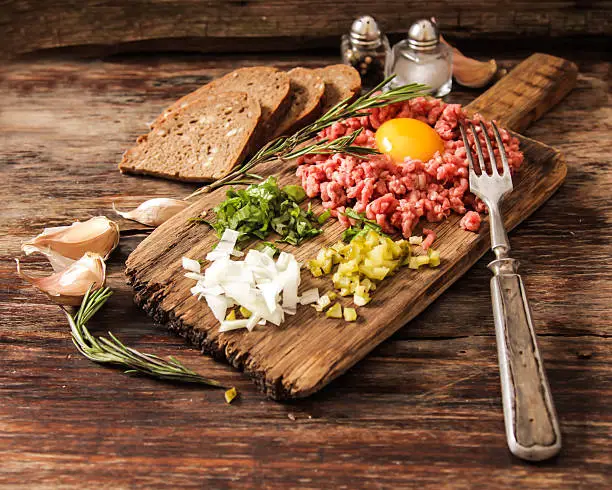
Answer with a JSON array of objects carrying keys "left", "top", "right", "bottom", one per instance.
[
  {"left": 341, "top": 15, "right": 390, "bottom": 90},
  {"left": 385, "top": 18, "right": 453, "bottom": 96}
]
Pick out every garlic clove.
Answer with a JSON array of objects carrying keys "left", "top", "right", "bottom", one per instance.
[
  {"left": 453, "top": 55, "right": 498, "bottom": 88},
  {"left": 113, "top": 198, "right": 190, "bottom": 227},
  {"left": 16, "top": 252, "right": 106, "bottom": 306},
  {"left": 22, "top": 216, "right": 120, "bottom": 272},
  {"left": 441, "top": 35, "right": 498, "bottom": 88}
]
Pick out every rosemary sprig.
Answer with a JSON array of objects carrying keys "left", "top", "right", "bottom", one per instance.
[
  {"left": 186, "top": 76, "right": 429, "bottom": 199},
  {"left": 64, "top": 287, "right": 237, "bottom": 403},
  {"left": 282, "top": 128, "right": 380, "bottom": 160}
]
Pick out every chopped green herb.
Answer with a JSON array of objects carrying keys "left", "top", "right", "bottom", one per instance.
[
  {"left": 254, "top": 241, "right": 280, "bottom": 256},
  {"left": 340, "top": 208, "right": 388, "bottom": 242},
  {"left": 317, "top": 209, "right": 332, "bottom": 224},
  {"left": 282, "top": 185, "right": 307, "bottom": 203},
  {"left": 212, "top": 177, "right": 321, "bottom": 246}
]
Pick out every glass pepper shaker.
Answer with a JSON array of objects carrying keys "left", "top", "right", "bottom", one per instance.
[
  {"left": 385, "top": 18, "right": 453, "bottom": 96},
  {"left": 342, "top": 15, "right": 390, "bottom": 90}
]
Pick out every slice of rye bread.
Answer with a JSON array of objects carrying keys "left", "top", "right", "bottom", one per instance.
[
  {"left": 119, "top": 91, "right": 261, "bottom": 182},
  {"left": 153, "top": 66, "right": 291, "bottom": 143},
  {"left": 314, "top": 64, "right": 362, "bottom": 114},
  {"left": 272, "top": 67, "right": 325, "bottom": 138}
]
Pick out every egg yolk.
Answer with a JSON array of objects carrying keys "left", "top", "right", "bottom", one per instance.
[{"left": 375, "top": 118, "right": 445, "bottom": 163}]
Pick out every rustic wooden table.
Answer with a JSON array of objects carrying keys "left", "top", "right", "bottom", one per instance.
[{"left": 1, "top": 43, "right": 610, "bottom": 488}]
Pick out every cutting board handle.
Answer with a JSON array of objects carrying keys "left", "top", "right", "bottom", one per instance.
[{"left": 465, "top": 53, "right": 578, "bottom": 133}]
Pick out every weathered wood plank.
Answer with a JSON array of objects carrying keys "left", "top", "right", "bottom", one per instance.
[
  {"left": 1, "top": 50, "right": 610, "bottom": 488},
  {"left": 466, "top": 53, "right": 578, "bottom": 133},
  {"left": 1, "top": 1, "right": 612, "bottom": 59}
]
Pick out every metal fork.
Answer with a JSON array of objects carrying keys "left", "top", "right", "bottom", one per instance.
[{"left": 460, "top": 121, "right": 562, "bottom": 461}]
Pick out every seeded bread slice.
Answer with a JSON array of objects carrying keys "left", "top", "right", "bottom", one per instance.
[
  {"left": 272, "top": 67, "right": 325, "bottom": 138},
  {"left": 314, "top": 64, "right": 362, "bottom": 114},
  {"left": 154, "top": 66, "right": 290, "bottom": 142},
  {"left": 119, "top": 91, "right": 261, "bottom": 182}
]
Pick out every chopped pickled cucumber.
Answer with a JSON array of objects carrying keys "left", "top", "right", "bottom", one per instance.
[
  {"left": 225, "top": 309, "right": 236, "bottom": 321},
  {"left": 224, "top": 387, "right": 238, "bottom": 404},
  {"left": 409, "top": 255, "right": 431, "bottom": 269},
  {"left": 325, "top": 302, "right": 343, "bottom": 319},
  {"left": 343, "top": 307, "right": 357, "bottom": 322},
  {"left": 354, "top": 285, "right": 371, "bottom": 306},
  {"left": 239, "top": 306, "right": 251, "bottom": 318},
  {"left": 313, "top": 294, "right": 332, "bottom": 312},
  {"left": 428, "top": 248, "right": 441, "bottom": 267},
  {"left": 308, "top": 227, "right": 441, "bottom": 309}
]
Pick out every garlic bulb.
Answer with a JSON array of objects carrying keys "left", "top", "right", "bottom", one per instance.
[
  {"left": 22, "top": 216, "right": 119, "bottom": 272},
  {"left": 16, "top": 252, "right": 106, "bottom": 306},
  {"left": 113, "top": 198, "right": 190, "bottom": 227},
  {"left": 441, "top": 36, "right": 498, "bottom": 88}
]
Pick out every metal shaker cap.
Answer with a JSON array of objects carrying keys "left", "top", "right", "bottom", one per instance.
[
  {"left": 408, "top": 18, "right": 439, "bottom": 49},
  {"left": 350, "top": 15, "right": 382, "bottom": 48}
]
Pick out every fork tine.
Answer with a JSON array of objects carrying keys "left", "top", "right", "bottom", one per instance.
[
  {"left": 459, "top": 123, "right": 478, "bottom": 176},
  {"left": 469, "top": 122, "right": 487, "bottom": 175},
  {"left": 480, "top": 121, "right": 499, "bottom": 176},
  {"left": 491, "top": 121, "right": 511, "bottom": 177}
]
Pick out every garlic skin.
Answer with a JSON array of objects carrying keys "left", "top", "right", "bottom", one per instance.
[
  {"left": 16, "top": 252, "right": 106, "bottom": 306},
  {"left": 441, "top": 36, "right": 498, "bottom": 88},
  {"left": 22, "top": 216, "right": 120, "bottom": 272},
  {"left": 453, "top": 55, "right": 497, "bottom": 88},
  {"left": 113, "top": 198, "right": 190, "bottom": 227}
]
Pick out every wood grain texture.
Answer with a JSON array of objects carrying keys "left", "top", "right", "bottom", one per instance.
[
  {"left": 1, "top": 48, "right": 610, "bottom": 487},
  {"left": 1, "top": 1, "right": 612, "bottom": 59},
  {"left": 466, "top": 53, "right": 578, "bottom": 133}
]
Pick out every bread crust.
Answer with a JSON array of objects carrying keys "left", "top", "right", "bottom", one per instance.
[
  {"left": 314, "top": 64, "right": 362, "bottom": 113},
  {"left": 272, "top": 67, "right": 325, "bottom": 138}
]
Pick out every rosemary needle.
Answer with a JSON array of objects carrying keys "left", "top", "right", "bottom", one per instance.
[
  {"left": 64, "top": 287, "right": 237, "bottom": 403},
  {"left": 186, "top": 76, "right": 430, "bottom": 199}
]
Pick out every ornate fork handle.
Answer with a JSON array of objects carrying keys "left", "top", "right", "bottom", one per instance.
[
  {"left": 461, "top": 121, "right": 562, "bottom": 461},
  {"left": 488, "top": 254, "right": 562, "bottom": 461}
]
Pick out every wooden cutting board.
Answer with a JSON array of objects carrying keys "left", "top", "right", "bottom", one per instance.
[{"left": 126, "top": 53, "right": 577, "bottom": 400}]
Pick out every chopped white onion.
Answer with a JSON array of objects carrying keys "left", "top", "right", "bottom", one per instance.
[
  {"left": 257, "top": 282, "right": 281, "bottom": 314},
  {"left": 276, "top": 251, "right": 292, "bottom": 272},
  {"left": 182, "top": 231, "right": 309, "bottom": 333},
  {"left": 281, "top": 257, "right": 300, "bottom": 311},
  {"left": 261, "top": 246, "right": 276, "bottom": 258},
  {"left": 182, "top": 257, "right": 201, "bottom": 273},
  {"left": 219, "top": 319, "right": 249, "bottom": 332},
  {"left": 246, "top": 314, "right": 261, "bottom": 332},
  {"left": 206, "top": 228, "right": 240, "bottom": 261},
  {"left": 204, "top": 294, "right": 231, "bottom": 322},
  {"left": 184, "top": 272, "right": 206, "bottom": 281}
]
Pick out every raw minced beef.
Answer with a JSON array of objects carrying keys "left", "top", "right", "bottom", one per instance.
[
  {"left": 296, "top": 97, "right": 523, "bottom": 237},
  {"left": 460, "top": 211, "right": 482, "bottom": 232}
]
